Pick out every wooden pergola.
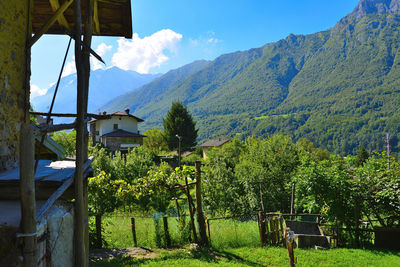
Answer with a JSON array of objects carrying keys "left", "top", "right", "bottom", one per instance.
[{"left": 20, "top": 1, "right": 132, "bottom": 266}]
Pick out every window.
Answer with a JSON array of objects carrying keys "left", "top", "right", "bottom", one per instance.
[
  {"left": 121, "top": 137, "right": 134, "bottom": 144},
  {"left": 113, "top": 124, "right": 118, "bottom": 129}
]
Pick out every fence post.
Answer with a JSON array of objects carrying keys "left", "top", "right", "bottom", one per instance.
[
  {"left": 131, "top": 217, "right": 137, "bottom": 247},
  {"left": 95, "top": 215, "right": 102, "bottom": 248},
  {"left": 285, "top": 227, "right": 296, "bottom": 267},
  {"left": 258, "top": 211, "right": 266, "bottom": 246},
  {"left": 195, "top": 161, "right": 209, "bottom": 247},
  {"left": 163, "top": 216, "right": 171, "bottom": 247},
  {"left": 206, "top": 219, "right": 211, "bottom": 243}
]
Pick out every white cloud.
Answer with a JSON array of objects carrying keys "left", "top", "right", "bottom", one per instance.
[
  {"left": 31, "top": 84, "right": 48, "bottom": 99},
  {"left": 62, "top": 59, "right": 76, "bottom": 77},
  {"left": 207, "top": 38, "right": 221, "bottom": 44},
  {"left": 111, "top": 29, "right": 183, "bottom": 73},
  {"left": 91, "top": 43, "right": 112, "bottom": 70}
]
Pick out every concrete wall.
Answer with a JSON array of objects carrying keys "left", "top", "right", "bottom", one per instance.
[{"left": 0, "top": 1, "right": 30, "bottom": 171}]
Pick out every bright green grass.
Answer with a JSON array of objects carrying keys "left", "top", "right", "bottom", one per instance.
[
  {"left": 90, "top": 247, "right": 400, "bottom": 266},
  {"left": 103, "top": 216, "right": 260, "bottom": 250},
  {"left": 208, "top": 218, "right": 259, "bottom": 249}
]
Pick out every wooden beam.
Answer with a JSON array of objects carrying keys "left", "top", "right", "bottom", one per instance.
[
  {"left": 29, "top": 0, "right": 74, "bottom": 47},
  {"left": 30, "top": 111, "right": 112, "bottom": 120},
  {"left": 74, "top": 0, "right": 86, "bottom": 265},
  {"left": 20, "top": 124, "right": 37, "bottom": 267},
  {"left": 49, "top": 0, "right": 72, "bottom": 31},
  {"left": 93, "top": 0, "right": 100, "bottom": 34}
]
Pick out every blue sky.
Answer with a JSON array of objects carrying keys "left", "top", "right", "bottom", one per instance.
[{"left": 30, "top": 0, "right": 359, "bottom": 98}]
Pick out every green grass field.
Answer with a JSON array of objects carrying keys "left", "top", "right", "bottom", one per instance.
[
  {"left": 90, "top": 247, "right": 400, "bottom": 266},
  {"left": 94, "top": 216, "right": 400, "bottom": 266}
]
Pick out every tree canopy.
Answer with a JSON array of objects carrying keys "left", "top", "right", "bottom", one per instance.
[{"left": 163, "top": 101, "right": 198, "bottom": 151}]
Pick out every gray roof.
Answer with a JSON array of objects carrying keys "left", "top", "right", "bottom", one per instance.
[
  {"left": 101, "top": 129, "right": 145, "bottom": 138},
  {"left": 201, "top": 139, "right": 230, "bottom": 148}
]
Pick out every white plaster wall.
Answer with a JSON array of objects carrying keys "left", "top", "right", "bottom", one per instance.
[{"left": 97, "top": 117, "right": 139, "bottom": 138}]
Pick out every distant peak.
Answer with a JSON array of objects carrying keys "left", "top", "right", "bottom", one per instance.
[{"left": 351, "top": 0, "right": 400, "bottom": 19}]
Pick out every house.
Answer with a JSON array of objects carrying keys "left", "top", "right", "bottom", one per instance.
[
  {"left": 90, "top": 109, "right": 145, "bottom": 152},
  {"left": 0, "top": 1, "right": 132, "bottom": 266},
  {"left": 200, "top": 139, "right": 231, "bottom": 158}
]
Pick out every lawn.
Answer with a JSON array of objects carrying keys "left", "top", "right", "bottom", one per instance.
[{"left": 90, "top": 247, "right": 400, "bottom": 266}]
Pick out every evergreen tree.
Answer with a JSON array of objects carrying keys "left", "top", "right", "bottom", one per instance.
[
  {"left": 163, "top": 101, "right": 198, "bottom": 151},
  {"left": 355, "top": 145, "right": 369, "bottom": 167}
]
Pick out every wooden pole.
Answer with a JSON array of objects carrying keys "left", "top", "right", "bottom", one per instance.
[
  {"left": 131, "top": 217, "right": 137, "bottom": 247},
  {"left": 95, "top": 215, "right": 102, "bottom": 248},
  {"left": 184, "top": 176, "right": 198, "bottom": 243},
  {"left": 285, "top": 227, "right": 296, "bottom": 267},
  {"left": 259, "top": 182, "right": 265, "bottom": 212},
  {"left": 195, "top": 161, "right": 208, "bottom": 246},
  {"left": 74, "top": 0, "right": 86, "bottom": 265},
  {"left": 163, "top": 216, "right": 171, "bottom": 247},
  {"left": 20, "top": 124, "right": 37, "bottom": 267},
  {"left": 82, "top": 1, "right": 94, "bottom": 264},
  {"left": 258, "top": 211, "right": 266, "bottom": 246},
  {"left": 290, "top": 182, "right": 296, "bottom": 216}
]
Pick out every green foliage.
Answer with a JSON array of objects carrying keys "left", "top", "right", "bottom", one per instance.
[
  {"left": 163, "top": 101, "right": 198, "bottom": 151},
  {"left": 88, "top": 171, "right": 128, "bottom": 215},
  {"left": 52, "top": 130, "right": 76, "bottom": 157},
  {"left": 294, "top": 155, "right": 355, "bottom": 225},
  {"left": 354, "top": 153, "right": 400, "bottom": 227},
  {"left": 355, "top": 145, "right": 370, "bottom": 167},
  {"left": 143, "top": 128, "right": 169, "bottom": 154},
  {"left": 236, "top": 135, "right": 300, "bottom": 213}
]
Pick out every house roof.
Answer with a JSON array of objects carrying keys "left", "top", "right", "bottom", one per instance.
[
  {"left": 90, "top": 111, "right": 144, "bottom": 123},
  {"left": 201, "top": 139, "right": 230, "bottom": 148},
  {"left": 32, "top": 0, "right": 132, "bottom": 38},
  {"left": 101, "top": 129, "right": 145, "bottom": 138}
]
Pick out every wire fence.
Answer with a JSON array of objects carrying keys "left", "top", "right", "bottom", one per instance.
[{"left": 206, "top": 213, "right": 260, "bottom": 249}]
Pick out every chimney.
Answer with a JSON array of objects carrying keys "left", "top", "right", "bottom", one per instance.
[
  {"left": 103, "top": 111, "right": 107, "bottom": 115},
  {"left": 125, "top": 108, "right": 130, "bottom": 114}
]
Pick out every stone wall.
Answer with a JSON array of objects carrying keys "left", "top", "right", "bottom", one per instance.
[{"left": 0, "top": 1, "right": 29, "bottom": 171}]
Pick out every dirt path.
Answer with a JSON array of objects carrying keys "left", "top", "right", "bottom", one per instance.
[{"left": 90, "top": 247, "right": 158, "bottom": 261}]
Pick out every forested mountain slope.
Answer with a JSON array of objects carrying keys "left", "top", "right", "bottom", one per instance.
[{"left": 104, "top": 0, "right": 400, "bottom": 155}]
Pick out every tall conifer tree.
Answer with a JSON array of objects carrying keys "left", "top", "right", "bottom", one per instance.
[{"left": 163, "top": 101, "right": 198, "bottom": 151}]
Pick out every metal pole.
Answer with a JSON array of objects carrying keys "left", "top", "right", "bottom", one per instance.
[
  {"left": 290, "top": 182, "right": 296, "bottom": 216},
  {"left": 176, "top": 134, "right": 181, "bottom": 168}
]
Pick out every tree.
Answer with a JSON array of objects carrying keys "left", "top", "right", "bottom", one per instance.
[
  {"left": 52, "top": 130, "right": 76, "bottom": 157},
  {"left": 143, "top": 128, "right": 169, "bottom": 153},
  {"left": 355, "top": 144, "right": 369, "bottom": 167},
  {"left": 163, "top": 101, "right": 198, "bottom": 151}
]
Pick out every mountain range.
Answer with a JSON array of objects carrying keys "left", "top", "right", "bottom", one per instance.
[
  {"left": 33, "top": 0, "right": 400, "bottom": 155},
  {"left": 31, "top": 67, "right": 161, "bottom": 119}
]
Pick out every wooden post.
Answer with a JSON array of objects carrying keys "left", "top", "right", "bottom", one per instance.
[
  {"left": 131, "top": 217, "right": 137, "bottom": 247},
  {"left": 20, "top": 123, "right": 37, "bottom": 267},
  {"left": 290, "top": 182, "right": 296, "bottom": 216},
  {"left": 184, "top": 175, "right": 198, "bottom": 243},
  {"left": 163, "top": 216, "right": 171, "bottom": 247},
  {"left": 285, "top": 227, "right": 296, "bottom": 267},
  {"left": 195, "top": 161, "right": 208, "bottom": 247},
  {"left": 259, "top": 182, "right": 265, "bottom": 212},
  {"left": 95, "top": 215, "right": 102, "bottom": 248},
  {"left": 206, "top": 219, "right": 211, "bottom": 243},
  {"left": 74, "top": 0, "right": 87, "bottom": 265},
  {"left": 258, "top": 211, "right": 266, "bottom": 246}
]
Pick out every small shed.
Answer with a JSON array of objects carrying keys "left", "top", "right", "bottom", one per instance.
[{"left": 200, "top": 139, "right": 230, "bottom": 158}]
